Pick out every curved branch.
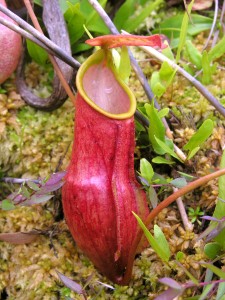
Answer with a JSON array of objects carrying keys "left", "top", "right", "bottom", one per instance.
[{"left": 202, "top": 0, "right": 219, "bottom": 50}]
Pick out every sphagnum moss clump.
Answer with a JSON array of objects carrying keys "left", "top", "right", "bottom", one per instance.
[
  {"left": 15, "top": 100, "right": 74, "bottom": 178},
  {"left": 0, "top": 206, "right": 112, "bottom": 299},
  {"left": 25, "top": 61, "right": 50, "bottom": 90},
  {"left": 0, "top": 69, "right": 74, "bottom": 178}
]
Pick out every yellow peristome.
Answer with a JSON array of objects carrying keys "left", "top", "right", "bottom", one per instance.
[{"left": 76, "top": 49, "right": 136, "bottom": 120}]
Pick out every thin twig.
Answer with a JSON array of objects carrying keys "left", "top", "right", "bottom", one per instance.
[
  {"left": 202, "top": 0, "right": 219, "bottom": 50},
  {"left": 0, "top": 177, "right": 41, "bottom": 184},
  {"left": 0, "top": 4, "right": 80, "bottom": 69},
  {"left": 212, "top": 0, "right": 225, "bottom": 47},
  {"left": 174, "top": 187, "right": 194, "bottom": 231},
  {"left": 0, "top": 16, "right": 55, "bottom": 55},
  {"left": 88, "top": 0, "right": 187, "bottom": 161}
]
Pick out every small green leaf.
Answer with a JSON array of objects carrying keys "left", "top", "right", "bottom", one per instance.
[
  {"left": 187, "top": 146, "right": 200, "bottom": 160},
  {"left": 183, "top": 64, "right": 195, "bottom": 75},
  {"left": 202, "top": 50, "right": 211, "bottom": 84},
  {"left": 21, "top": 185, "right": 31, "bottom": 199},
  {"left": 9, "top": 132, "right": 20, "bottom": 146},
  {"left": 0, "top": 88, "right": 7, "bottom": 93},
  {"left": 204, "top": 242, "right": 221, "bottom": 260},
  {"left": 64, "top": 3, "right": 86, "bottom": 45},
  {"left": 26, "top": 40, "right": 48, "bottom": 65},
  {"left": 118, "top": 46, "right": 131, "bottom": 83},
  {"left": 59, "top": 0, "right": 79, "bottom": 13},
  {"left": 170, "top": 177, "right": 187, "bottom": 188},
  {"left": 148, "top": 186, "right": 158, "bottom": 208},
  {"left": 113, "top": 0, "right": 136, "bottom": 30},
  {"left": 150, "top": 62, "right": 176, "bottom": 98},
  {"left": 152, "top": 173, "right": 169, "bottom": 185},
  {"left": 135, "top": 119, "right": 145, "bottom": 133},
  {"left": 140, "top": 158, "right": 154, "bottom": 183},
  {"left": 122, "top": 0, "right": 163, "bottom": 32},
  {"left": 145, "top": 103, "right": 166, "bottom": 155},
  {"left": 199, "top": 283, "right": 214, "bottom": 300},
  {"left": 150, "top": 72, "right": 166, "bottom": 98},
  {"left": 154, "top": 136, "right": 183, "bottom": 162},
  {"left": 162, "top": 42, "right": 175, "bottom": 60},
  {"left": 71, "top": 43, "right": 91, "bottom": 54},
  {"left": 154, "top": 224, "right": 170, "bottom": 261},
  {"left": 1, "top": 199, "right": 15, "bottom": 211},
  {"left": 133, "top": 212, "right": 170, "bottom": 262},
  {"left": 112, "top": 49, "right": 121, "bottom": 70},
  {"left": 152, "top": 156, "right": 175, "bottom": 165},
  {"left": 82, "top": 0, "right": 109, "bottom": 34},
  {"left": 165, "top": 137, "right": 175, "bottom": 150},
  {"left": 183, "top": 119, "right": 214, "bottom": 151},
  {"left": 176, "top": 251, "right": 184, "bottom": 261},
  {"left": 177, "top": 171, "right": 196, "bottom": 181},
  {"left": 216, "top": 282, "right": 225, "bottom": 300},
  {"left": 159, "top": 61, "right": 175, "bottom": 81},
  {"left": 64, "top": 2, "right": 81, "bottom": 22},
  {"left": 213, "top": 148, "right": 225, "bottom": 249},
  {"left": 208, "top": 35, "right": 225, "bottom": 62},
  {"left": 158, "top": 107, "right": 170, "bottom": 119},
  {"left": 67, "top": 14, "right": 85, "bottom": 44},
  {"left": 34, "top": 0, "right": 42, "bottom": 6},
  {"left": 25, "top": 194, "right": 53, "bottom": 205},
  {"left": 201, "top": 263, "right": 225, "bottom": 279},
  {"left": 176, "top": 0, "right": 195, "bottom": 62},
  {"left": 185, "top": 40, "right": 202, "bottom": 70},
  {"left": 26, "top": 181, "right": 40, "bottom": 191}
]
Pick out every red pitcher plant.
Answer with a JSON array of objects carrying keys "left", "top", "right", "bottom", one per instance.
[{"left": 62, "top": 34, "right": 165, "bottom": 284}]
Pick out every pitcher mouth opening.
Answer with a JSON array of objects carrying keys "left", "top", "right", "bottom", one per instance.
[{"left": 76, "top": 49, "right": 136, "bottom": 120}]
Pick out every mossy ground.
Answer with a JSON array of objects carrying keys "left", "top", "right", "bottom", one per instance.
[{"left": 1, "top": 11, "right": 225, "bottom": 300}]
